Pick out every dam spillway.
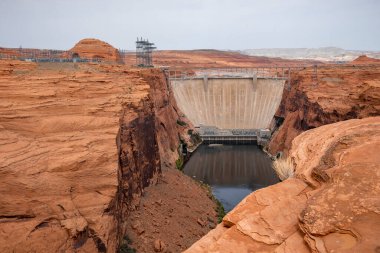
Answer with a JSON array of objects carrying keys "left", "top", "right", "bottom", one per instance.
[{"left": 171, "top": 77, "right": 286, "bottom": 131}]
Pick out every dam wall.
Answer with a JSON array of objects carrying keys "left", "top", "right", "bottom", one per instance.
[{"left": 171, "top": 77, "right": 285, "bottom": 129}]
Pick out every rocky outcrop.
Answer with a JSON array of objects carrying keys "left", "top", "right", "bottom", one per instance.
[
  {"left": 351, "top": 55, "right": 380, "bottom": 64},
  {"left": 290, "top": 117, "right": 380, "bottom": 252},
  {"left": 185, "top": 116, "right": 380, "bottom": 253},
  {"left": 268, "top": 65, "right": 380, "bottom": 155},
  {"left": 0, "top": 60, "right": 190, "bottom": 252},
  {"left": 69, "top": 38, "right": 121, "bottom": 62}
]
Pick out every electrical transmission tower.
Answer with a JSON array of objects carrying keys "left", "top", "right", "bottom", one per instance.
[{"left": 136, "top": 37, "right": 156, "bottom": 67}]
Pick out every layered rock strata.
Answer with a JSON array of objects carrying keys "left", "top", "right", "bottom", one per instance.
[
  {"left": 0, "top": 60, "right": 190, "bottom": 252},
  {"left": 185, "top": 117, "right": 380, "bottom": 253},
  {"left": 268, "top": 65, "right": 380, "bottom": 155}
]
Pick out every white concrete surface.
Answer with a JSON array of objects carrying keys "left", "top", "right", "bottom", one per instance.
[{"left": 171, "top": 78, "right": 285, "bottom": 129}]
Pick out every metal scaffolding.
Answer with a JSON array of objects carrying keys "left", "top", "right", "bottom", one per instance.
[{"left": 136, "top": 37, "right": 156, "bottom": 67}]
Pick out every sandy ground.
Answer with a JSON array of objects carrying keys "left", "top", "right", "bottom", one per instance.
[{"left": 124, "top": 167, "right": 218, "bottom": 253}]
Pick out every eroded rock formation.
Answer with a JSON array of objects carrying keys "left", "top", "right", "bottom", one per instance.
[
  {"left": 0, "top": 60, "right": 192, "bottom": 252},
  {"left": 351, "top": 55, "right": 380, "bottom": 64},
  {"left": 69, "top": 38, "right": 121, "bottom": 62},
  {"left": 268, "top": 65, "right": 380, "bottom": 155},
  {"left": 185, "top": 116, "right": 380, "bottom": 253}
]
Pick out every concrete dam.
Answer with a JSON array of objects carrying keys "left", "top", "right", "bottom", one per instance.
[{"left": 170, "top": 74, "right": 286, "bottom": 143}]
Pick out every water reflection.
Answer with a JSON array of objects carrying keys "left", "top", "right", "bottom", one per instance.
[{"left": 183, "top": 145, "right": 279, "bottom": 212}]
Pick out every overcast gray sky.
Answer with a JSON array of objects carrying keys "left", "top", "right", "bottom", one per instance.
[{"left": 1, "top": 0, "right": 379, "bottom": 50}]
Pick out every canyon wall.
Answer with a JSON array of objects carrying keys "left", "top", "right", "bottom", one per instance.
[
  {"left": 115, "top": 68, "right": 197, "bottom": 244},
  {"left": 172, "top": 78, "right": 285, "bottom": 129},
  {"left": 186, "top": 116, "right": 380, "bottom": 253},
  {"left": 0, "top": 60, "right": 189, "bottom": 252},
  {"left": 268, "top": 65, "right": 380, "bottom": 155}
]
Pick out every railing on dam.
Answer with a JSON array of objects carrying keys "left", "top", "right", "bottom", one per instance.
[
  {"left": 165, "top": 67, "right": 305, "bottom": 82},
  {"left": 201, "top": 135, "right": 257, "bottom": 145},
  {"left": 197, "top": 127, "right": 271, "bottom": 145},
  {"left": 164, "top": 67, "right": 310, "bottom": 92}
]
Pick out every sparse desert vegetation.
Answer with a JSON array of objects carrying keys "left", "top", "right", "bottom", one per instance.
[{"left": 272, "top": 157, "right": 295, "bottom": 181}]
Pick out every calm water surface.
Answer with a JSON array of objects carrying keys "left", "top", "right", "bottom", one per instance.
[{"left": 183, "top": 145, "right": 279, "bottom": 212}]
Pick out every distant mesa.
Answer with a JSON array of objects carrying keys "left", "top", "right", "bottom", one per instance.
[
  {"left": 351, "top": 55, "right": 380, "bottom": 64},
  {"left": 69, "top": 38, "right": 121, "bottom": 62},
  {"left": 243, "top": 47, "right": 380, "bottom": 62}
]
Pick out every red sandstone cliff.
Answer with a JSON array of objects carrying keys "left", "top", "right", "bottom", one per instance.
[
  {"left": 0, "top": 60, "right": 193, "bottom": 252},
  {"left": 268, "top": 64, "right": 380, "bottom": 155},
  {"left": 186, "top": 116, "right": 380, "bottom": 252}
]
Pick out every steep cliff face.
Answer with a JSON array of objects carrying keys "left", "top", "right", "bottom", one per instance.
[
  {"left": 186, "top": 117, "right": 380, "bottom": 253},
  {"left": 0, "top": 60, "right": 188, "bottom": 252},
  {"left": 268, "top": 65, "right": 380, "bottom": 155},
  {"left": 115, "top": 68, "right": 198, "bottom": 245},
  {"left": 115, "top": 96, "right": 161, "bottom": 244},
  {"left": 138, "top": 69, "right": 197, "bottom": 167},
  {"left": 0, "top": 61, "right": 126, "bottom": 253}
]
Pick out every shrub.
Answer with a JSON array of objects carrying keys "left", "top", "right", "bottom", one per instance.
[
  {"left": 175, "top": 157, "right": 184, "bottom": 171},
  {"left": 176, "top": 119, "right": 187, "bottom": 126},
  {"left": 123, "top": 235, "right": 132, "bottom": 245},
  {"left": 118, "top": 235, "right": 135, "bottom": 253},
  {"left": 190, "top": 131, "right": 202, "bottom": 144},
  {"left": 272, "top": 157, "right": 294, "bottom": 181},
  {"left": 199, "top": 182, "right": 226, "bottom": 223},
  {"left": 118, "top": 244, "right": 135, "bottom": 253},
  {"left": 215, "top": 199, "right": 226, "bottom": 223}
]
